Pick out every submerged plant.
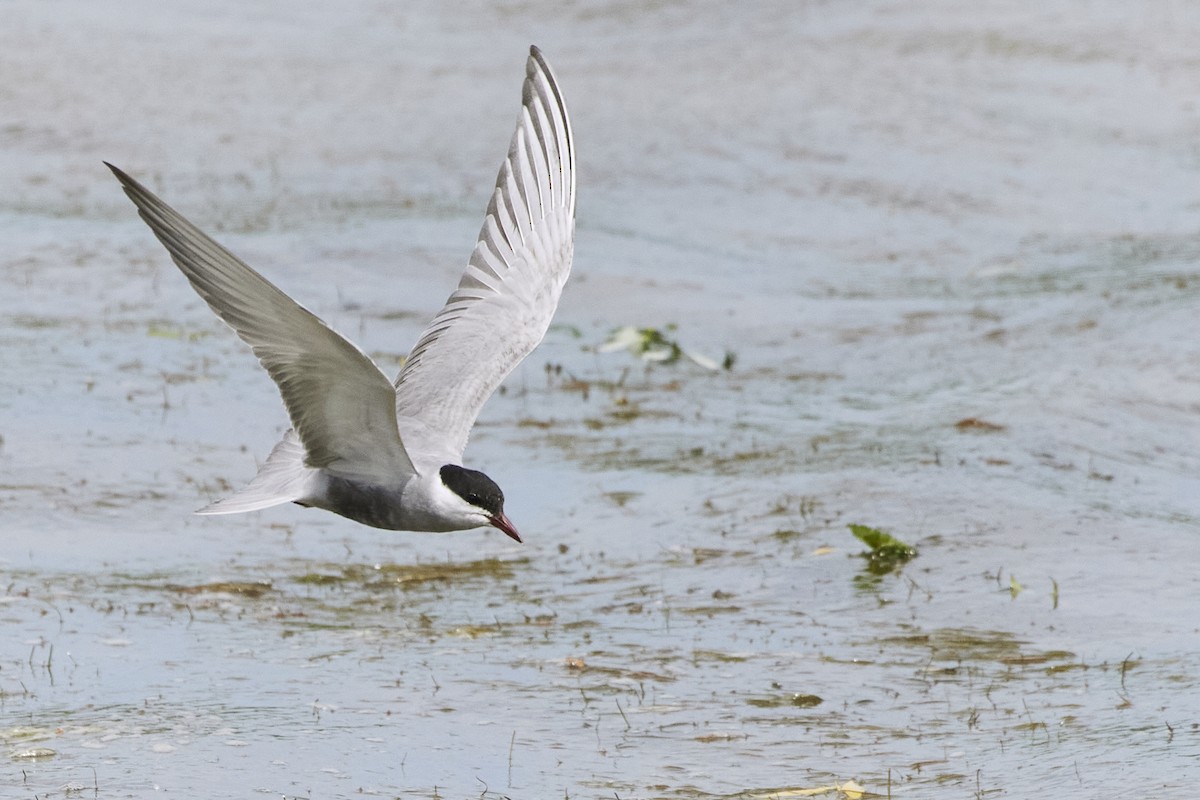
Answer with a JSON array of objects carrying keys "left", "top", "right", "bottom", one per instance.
[{"left": 849, "top": 524, "right": 918, "bottom": 575}]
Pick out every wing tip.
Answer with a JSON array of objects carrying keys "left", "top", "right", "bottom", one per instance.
[
  {"left": 104, "top": 160, "right": 132, "bottom": 186},
  {"left": 105, "top": 161, "right": 154, "bottom": 213},
  {"left": 527, "top": 45, "right": 555, "bottom": 85},
  {"left": 521, "top": 45, "right": 574, "bottom": 210}
]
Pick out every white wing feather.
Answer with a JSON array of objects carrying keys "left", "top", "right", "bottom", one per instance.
[
  {"left": 107, "top": 163, "right": 416, "bottom": 484},
  {"left": 394, "top": 46, "right": 576, "bottom": 462}
]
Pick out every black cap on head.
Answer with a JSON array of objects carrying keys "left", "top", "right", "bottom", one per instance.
[{"left": 439, "top": 464, "right": 505, "bottom": 516}]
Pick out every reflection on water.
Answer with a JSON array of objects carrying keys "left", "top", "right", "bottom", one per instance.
[{"left": 3, "top": 1, "right": 1200, "bottom": 797}]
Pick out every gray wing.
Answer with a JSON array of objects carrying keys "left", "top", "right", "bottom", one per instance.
[
  {"left": 107, "top": 163, "right": 415, "bottom": 484},
  {"left": 394, "top": 46, "right": 575, "bottom": 461}
]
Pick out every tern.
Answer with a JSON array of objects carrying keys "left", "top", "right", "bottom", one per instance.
[{"left": 107, "top": 46, "right": 574, "bottom": 543}]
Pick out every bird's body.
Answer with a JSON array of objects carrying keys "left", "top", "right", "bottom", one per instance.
[{"left": 108, "top": 46, "right": 575, "bottom": 542}]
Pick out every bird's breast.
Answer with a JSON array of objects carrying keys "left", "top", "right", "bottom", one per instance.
[{"left": 311, "top": 474, "right": 430, "bottom": 531}]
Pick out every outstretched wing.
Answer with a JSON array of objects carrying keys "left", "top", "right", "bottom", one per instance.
[
  {"left": 108, "top": 163, "right": 415, "bottom": 483},
  {"left": 394, "top": 46, "right": 575, "bottom": 461}
]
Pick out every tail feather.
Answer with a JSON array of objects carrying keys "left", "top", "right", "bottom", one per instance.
[{"left": 198, "top": 431, "right": 312, "bottom": 515}]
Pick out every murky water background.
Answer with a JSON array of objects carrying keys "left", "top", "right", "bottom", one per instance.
[{"left": 3, "top": 1, "right": 1200, "bottom": 797}]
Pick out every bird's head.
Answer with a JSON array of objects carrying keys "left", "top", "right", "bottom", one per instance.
[{"left": 438, "top": 464, "right": 521, "bottom": 542}]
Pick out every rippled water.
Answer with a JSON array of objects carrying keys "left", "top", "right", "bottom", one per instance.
[{"left": 3, "top": 1, "right": 1200, "bottom": 798}]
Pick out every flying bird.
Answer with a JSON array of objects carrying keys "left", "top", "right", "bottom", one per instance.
[{"left": 107, "top": 46, "right": 575, "bottom": 543}]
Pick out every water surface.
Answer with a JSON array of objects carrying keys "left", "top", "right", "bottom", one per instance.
[{"left": 3, "top": 2, "right": 1199, "bottom": 798}]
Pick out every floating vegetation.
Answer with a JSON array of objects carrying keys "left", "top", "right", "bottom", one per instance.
[
  {"left": 537, "top": 431, "right": 800, "bottom": 477},
  {"left": 598, "top": 325, "right": 730, "bottom": 370},
  {"left": 691, "top": 649, "right": 750, "bottom": 664},
  {"left": 147, "top": 322, "right": 211, "bottom": 342},
  {"left": 602, "top": 490, "right": 641, "bottom": 507},
  {"left": 694, "top": 731, "right": 749, "bottom": 743},
  {"left": 679, "top": 604, "right": 743, "bottom": 616},
  {"left": 10, "top": 314, "right": 66, "bottom": 330},
  {"left": 747, "top": 780, "right": 864, "bottom": 798},
  {"left": 953, "top": 417, "right": 1006, "bottom": 432},
  {"left": 874, "top": 627, "right": 1078, "bottom": 671},
  {"left": 560, "top": 657, "right": 675, "bottom": 683},
  {"left": 746, "top": 693, "right": 824, "bottom": 709},
  {"left": 293, "top": 558, "right": 524, "bottom": 590},
  {"left": 1, "top": 727, "right": 56, "bottom": 746},
  {"left": 849, "top": 524, "right": 918, "bottom": 574},
  {"left": 167, "top": 580, "right": 274, "bottom": 598},
  {"left": 582, "top": 402, "right": 681, "bottom": 430},
  {"left": 10, "top": 747, "right": 57, "bottom": 761}
]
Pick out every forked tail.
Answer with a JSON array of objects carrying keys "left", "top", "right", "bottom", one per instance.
[{"left": 197, "top": 431, "right": 311, "bottom": 515}]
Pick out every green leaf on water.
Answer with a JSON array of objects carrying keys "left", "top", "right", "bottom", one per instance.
[
  {"left": 849, "top": 524, "right": 916, "bottom": 556},
  {"left": 849, "top": 524, "right": 917, "bottom": 574}
]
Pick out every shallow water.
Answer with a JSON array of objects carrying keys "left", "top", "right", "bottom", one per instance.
[{"left": 3, "top": 1, "right": 1200, "bottom": 798}]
